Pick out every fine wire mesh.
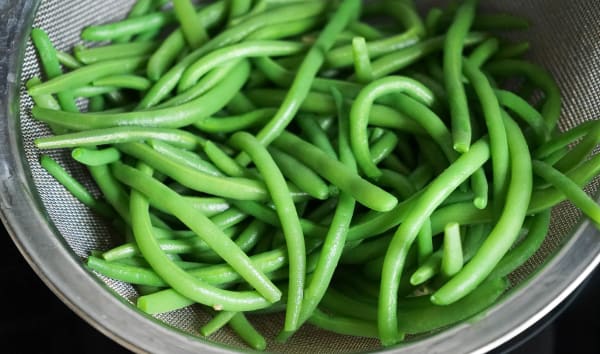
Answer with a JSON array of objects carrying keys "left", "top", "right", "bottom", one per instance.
[{"left": 17, "top": 0, "right": 600, "bottom": 353}]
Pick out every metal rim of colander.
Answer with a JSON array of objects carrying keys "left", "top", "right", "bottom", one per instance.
[{"left": 1, "top": 1, "right": 599, "bottom": 353}]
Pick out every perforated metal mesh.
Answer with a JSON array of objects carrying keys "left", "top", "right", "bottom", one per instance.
[{"left": 17, "top": 0, "right": 600, "bottom": 353}]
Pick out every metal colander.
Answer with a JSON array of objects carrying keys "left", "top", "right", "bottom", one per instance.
[{"left": 1, "top": 0, "right": 599, "bottom": 353}]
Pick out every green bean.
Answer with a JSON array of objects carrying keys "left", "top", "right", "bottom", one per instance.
[
  {"left": 416, "top": 218, "right": 433, "bottom": 265},
  {"left": 40, "top": 155, "right": 114, "bottom": 218},
  {"left": 72, "top": 147, "right": 121, "bottom": 166},
  {"left": 490, "top": 210, "right": 551, "bottom": 279},
  {"left": 35, "top": 126, "right": 203, "bottom": 150},
  {"left": 273, "top": 131, "right": 398, "bottom": 212},
  {"left": 379, "top": 169, "right": 416, "bottom": 200},
  {"left": 308, "top": 309, "right": 379, "bottom": 338},
  {"left": 138, "top": 2, "right": 327, "bottom": 108},
  {"left": 117, "top": 142, "right": 268, "bottom": 201},
  {"left": 494, "top": 41, "right": 530, "bottom": 60},
  {"left": 158, "top": 60, "right": 240, "bottom": 108},
  {"left": 112, "top": 0, "right": 156, "bottom": 43},
  {"left": 147, "top": 140, "right": 222, "bottom": 177},
  {"left": 82, "top": 11, "right": 176, "bottom": 41},
  {"left": 392, "top": 94, "right": 457, "bottom": 164},
  {"left": 485, "top": 59, "right": 561, "bottom": 131},
  {"left": 432, "top": 115, "right": 532, "bottom": 306},
  {"left": 137, "top": 248, "right": 291, "bottom": 314},
  {"left": 352, "top": 36, "right": 374, "bottom": 84},
  {"left": 495, "top": 89, "right": 549, "bottom": 144},
  {"left": 101, "top": 238, "right": 212, "bottom": 262},
  {"left": 236, "top": 0, "right": 360, "bottom": 167},
  {"left": 349, "top": 21, "right": 384, "bottom": 41},
  {"left": 368, "top": 32, "right": 487, "bottom": 79},
  {"left": 410, "top": 249, "right": 442, "bottom": 286},
  {"left": 87, "top": 255, "right": 167, "bottom": 287},
  {"left": 229, "top": 0, "right": 253, "bottom": 21},
  {"left": 441, "top": 222, "right": 463, "bottom": 277},
  {"left": 378, "top": 138, "right": 489, "bottom": 345},
  {"left": 74, "top": 42, "right": 158, "bottom": 64},
  {"left": 444, "top": 0, "right": 478, "bottom": 153},
  {"left": 25, "top": 78, "right": 62, "bottom": 133},
  {"left": 246, "top": 88, "right": 426, "bottom": 135},
  {"left": 350, "top": 76, "right": 434, "bottom": 178},
  {"left": 28, "top": 56, "right": 146, "bottom": 97},
  {"left": 194, "top": 108, "right": 274, "bottom": 134},
  {"left": 88, "top": 95, "right": 106, "bottom": 112},
  {"left": 229, "top": 313, "right": 267, "bottom": 351},
  {"left": 425, "top": 7, "right": 444, "bottom": 36},
  {"left": 179, "top": 40, "right": 305, "bottom": 92},
  {"left": 173, "top": 0, "right": 209, "bottom": 49},
  {"left": 204, "top": 141, "right": 248, "bottom": 178},
  {"left": 32, "top": 60, "right": 250, "bottom": 130},
  {"left": 553, "top": 121, "right": 600, "bottom": 173},
  {"left": 248, "top": 17, "right": 323, "bottom": 41},
  {"left": 200, "top": 311, "right": 237, "bottom": 337},
  {"left": 297, "top": 115, "right": 337, "bottom": 160},
  {"left": 369, "top": 131, "right": 399, "bottom": 166},
  {"left": 470, "top": 168, "right": 489, "bottom": 209},
  {"left": 533, "top": 160, "right": 600, "bottom": 226},
  {"left": 232, "top": 200, "right": 327, "bottom": 238},
  {"left": 69, "top": 85, "right": 118, "bottom": 98},
  {"left": 229, "top": 132, "right": 305, "bottom": 331},
  {"left": 534, "top": 120, "right": 599, "bottom": 159},
  {"left": 56, "top": 50, "right": 82, "bottom": 69},
  {"left": 93, "top": 75, "right": 151, "bottom": 91},
  {"left": 268, "top": 147, "right": 330, "bottom": 200},
  {"left": 468, "top": 37, "right": 499, "bottom": 68},
  {"left": 30, "top": 28, "right": 79, "bottom": 113},
  {"left": 120, "top": 162, "right": 281, "bottom": 303},
  {"left": 463, "top": 58, "right": 509, "bottom": 205},
  {"left": 146, "top": 1, "right": 228, "bottom": 80},
  {"left": 326, "top": 0, "right": 424, "bottom": 69}
]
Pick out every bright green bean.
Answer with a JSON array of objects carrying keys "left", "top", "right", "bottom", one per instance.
[
  {"left": 194, "top": 108, "right": 274, "bottom": 133},
  {"left": 490, "top": 210, "right": 551, "bottom": 278},
  {"left": 352, "top": 36, "right": 374, "bottom": 83},
  {"left": 432, "top": 115, "right": 532, "bottom": 305},
  {"left": 533, "top": 160, "right": 600, "bottom": 226},
  {"left": 179, "top": 40, "right": 305, "bottom": 92},
  {"left": 56, "top": 50, "right": 82, "bottom": 69},
  {"left": 173, "top": 0, "right": 209, "bottom": 49},
  {"left": 72, "top": 147, "right": 121, "bottom": 166},
  {"left": 468, "top": 37, "right": 499, "bottom": 68},
  {"left": 93, "top": 75, "right": 151, "bottom": 91},
  {"left": 378, "top": 138, "right": 490, "bottom": 345},
  {"left": 444, "top": 0, "right": 478, "bottom": 153},
  {"left": 32, "top": 60, "right": 250, "bottom": 129},
  {"left": 82, "top": 11, "right": 176, "bottom": 41},
  {"left": 269, "top": 147, "right": 330, "bottom": 200},
  {"left": 201, "top": 311, "right": 237, "bottom": 336},
  {"left": 273, "top": 131, "right": 398, "bottom": 212},
  {"left": 229, "top": 313, "right": 267, "bottom": 351},
  {"left": 441, "top": 222, "right": 463, "bottom": 277},
  {"left": 229, "top": 131, "right": 305, "bottom": 331},
  {"left": 119, "top": 162, "right": 281, "bottom": 303},
  {"left": 31, "top": 28, "right": 79, "bottom": 113},
  {"left": 553, "top": 121, "right": 600, "bottom": 173},
  {"left": 416, "top": 218, "right": 433, "bottom": 265},
  {"left": 147, "top": 140, "right": 222, "bottom": 177},
  {"left": 350, "top": 76, "right": 434, "bottom": 178},
  {"left": 28, "top": 56, "right": 146, "bottom": 97},
  {"left": 463, "top": 58, "right": 509, "bottom": 205},
  {"left": 297, "top": 115, "right": 337, "bottom": 160},
  {"left": 35, "top": 126, "right": 203, "bottom": 150},
  {"left": 40, "top": 155, "right": 114, "bottom": 218},
  {"left": 117, "top": 142, "right": 268, "bottom": 201},
  {"left": 74, "top": 42, "right": 158, "bottom": 64},
  {"left": 410, "top": 250, "right": 442, "bottom": 286},
  {"left": 204, "top": 141, "right": 248, "bottom": 178}
]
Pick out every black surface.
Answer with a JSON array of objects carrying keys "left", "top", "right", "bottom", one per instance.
[{"left": 1, "top": 223, "right": 598, "bottom": 353}]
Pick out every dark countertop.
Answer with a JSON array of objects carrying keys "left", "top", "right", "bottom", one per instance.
[{"left": 1, "top": 224, "right": 598, "bottom": 353}]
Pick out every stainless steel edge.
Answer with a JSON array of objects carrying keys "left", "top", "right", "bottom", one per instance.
[{"left": 0, "top": 1, "right": 598, "bottom": 353}]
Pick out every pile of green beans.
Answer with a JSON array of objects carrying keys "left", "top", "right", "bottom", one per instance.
[{"left": 27, "top": 0, "right": 600, "bottom": 350}]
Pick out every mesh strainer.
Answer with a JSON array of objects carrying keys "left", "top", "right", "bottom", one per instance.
[{"left": 1, "top": 0, "right": 599, "bottom": 353}]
